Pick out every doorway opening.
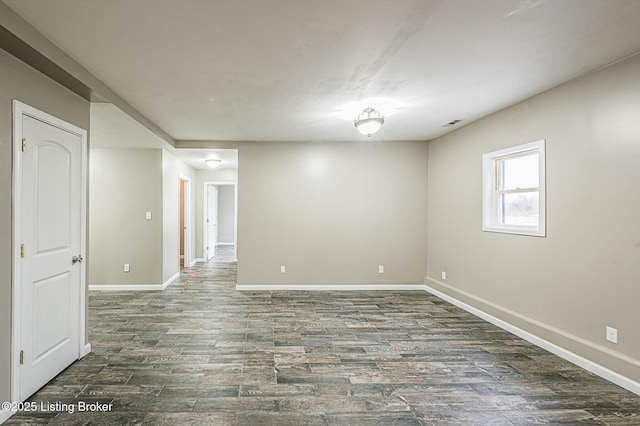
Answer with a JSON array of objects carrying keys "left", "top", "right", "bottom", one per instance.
[{"left": 204, "top": 182, "right": 237, "bottom": 262}]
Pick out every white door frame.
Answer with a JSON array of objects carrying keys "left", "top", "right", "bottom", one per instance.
[
  {"left": 204, "top": 181, "right": 238, "bottom": 261},
  {"left": 206, "top": 185, "right": 218, "bottom": 261},
  {"left": 179, "top": 175, "right": 192, "bottom": 267},
  {"left": 11, "top": 101, "right": 90, "bottom": 404}
]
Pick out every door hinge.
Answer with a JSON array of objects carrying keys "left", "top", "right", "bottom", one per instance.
[
  {"left": 21, "top": 244, "right": 25, "bottom": 258},
  {"left": 20, "top": 350, "right": 24, "bottom": 365},
  {"left": 22, "top": 138, "right": 26, "bottom": 152}
]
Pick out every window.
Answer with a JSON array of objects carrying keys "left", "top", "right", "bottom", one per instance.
[{"left": 482, "top": 140, "right": 545, "bottom": 236}]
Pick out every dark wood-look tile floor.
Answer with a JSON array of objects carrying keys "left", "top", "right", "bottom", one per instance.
[{"left": 6, "top": 245, "right": 640, "bottom": 425}]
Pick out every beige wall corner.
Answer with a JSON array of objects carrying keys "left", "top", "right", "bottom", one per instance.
[
  {"left": 427, "top": 54, "right": 640, "bottom": 384},
  {"left": 0, "top": 48, "right": 90, "bottom": 406},
  {"left": 89, "top": 149, "right": 163, "bottom": 286}
]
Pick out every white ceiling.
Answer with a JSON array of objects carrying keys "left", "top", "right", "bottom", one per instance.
[
  {"left": 90, "top": 103, "right": 238, "bottom": 170},
  {"left": 4, "top": 0, "right": 640, "bottom": 144}
]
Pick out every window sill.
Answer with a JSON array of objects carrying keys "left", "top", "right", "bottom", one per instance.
[{"left": 482, "top": 225, "right": 546, "bottom": 237}]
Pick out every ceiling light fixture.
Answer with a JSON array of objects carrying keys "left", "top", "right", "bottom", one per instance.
[
  {"left": 354, "top": 107, "right": 384, "bottom": 136},
  {"left": 205, "top": 159, "right": 222, "bottom": 168}
]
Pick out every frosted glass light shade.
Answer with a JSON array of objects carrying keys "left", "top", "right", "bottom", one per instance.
[
  {"left": 205, "top": 159, "right": 222, "bottom": 168},
  {"left": 354, "top": 108, "right": 384, "bottom": 136}
]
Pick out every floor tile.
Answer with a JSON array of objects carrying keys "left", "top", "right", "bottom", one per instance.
[{"left": 4, "top": 245, "right": 640, "bottom": 425}]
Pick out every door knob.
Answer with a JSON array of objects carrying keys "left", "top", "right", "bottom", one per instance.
[{"left": 72, "top": 255, "right": 84, "bottom": 264}]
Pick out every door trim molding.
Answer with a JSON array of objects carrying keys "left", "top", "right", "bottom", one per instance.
[
  {"left": 11, "top": 100, "right": 90, "bottom": 404},
  {"left": 204, "top": 181, "right": 238, "bottom": 262},
  {"left": 179, "top": 175, "right": 192, "bottom": 269}
]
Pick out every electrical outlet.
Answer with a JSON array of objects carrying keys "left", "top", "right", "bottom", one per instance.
[
  {"left": 606, "top": 326, "right": 618, "bottom": 344},
  {"left": 441, "top": 271, "right": 446, "bottom": 280},
  {"left": 378, "top": 265, "right": 384, "bottom": 274},
  {"left": 124, "top": 264, "right": 130, "bottom": 272},
  {"left": 280, "top": 265, "right": 286, "bottom": 273}
]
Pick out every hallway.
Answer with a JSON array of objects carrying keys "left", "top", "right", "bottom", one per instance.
[{"left": 5, "top": 245, "right": 640, "bottom": 425}]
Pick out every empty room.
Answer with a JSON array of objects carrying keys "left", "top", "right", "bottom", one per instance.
[{"left": 1, "top": 1, "right": 640, "bottom": 425}]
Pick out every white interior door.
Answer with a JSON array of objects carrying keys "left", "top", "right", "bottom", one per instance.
[
  {"left": 18, "top": 112, "right": 83, "bottom": 400},
  {"left": 207, "top": 185, "right": 218, "bottom": 260}
]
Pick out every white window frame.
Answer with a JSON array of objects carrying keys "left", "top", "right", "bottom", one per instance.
[{"left": 482, "top": 140, "right": 546, "bottom": 237}]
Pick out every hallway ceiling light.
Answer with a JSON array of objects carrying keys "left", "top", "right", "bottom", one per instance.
[
  {"left": 354, "top": 108, "right": 384, "bottom": 136},
  {"left": 205, "top": 159, "right": 222, "bottom": 168}
]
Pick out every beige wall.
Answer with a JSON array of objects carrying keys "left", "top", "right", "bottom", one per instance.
[
  {"left": 237, "top": 140, "right": 429, "bottom": 286},
  {"left": 89, "top": 149, "right": 197, "bottom": 286},
  {"left": 162, "top": 150, "right": 197, "bottom": 281},
  {"left": 0, "top": 49, "right": 90, "bottom": 405},
  {"left": 218, "top": 185, "right": 236, "bottom": 244},
  {"left": 89, "top": 149, "right": 163, "bottom": 285},
  {"left": 427, "top": 54, "right": 640, "bottom": 381}
]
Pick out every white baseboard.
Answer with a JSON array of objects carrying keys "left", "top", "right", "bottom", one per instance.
[
  {"left": 189, "top": 259, "right": 200, "bottom": 266},
  {"left": 163, "top": 272, "right": 180, "bottom": 289},
  {"left": 216, "top": 242, "right": 235, "bottom": 246},
  {"left": 88, "top": 272, "right": 181, "bottom": 292},
  {"left": 424, "top": 279, "right": 640, "bottom": 396},
  {"left": 89, "top": 284, "right": 164, "bottom": 291},
  {"left": 1, "top": 408, "right": 15, "bottom": 424},
  {"left": 236, "top": 284, "right": 426, "bottom": 291},
  {"left": 81, "top": 343, "right": 92, "bottom": 358}
]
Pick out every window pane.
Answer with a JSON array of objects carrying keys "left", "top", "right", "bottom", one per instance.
[
  {"left": 500, "top": 153, "right": 539, "bottom": 190},
  {"left": 500, "top": 191, "right": 539, "bottom": 226}
]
